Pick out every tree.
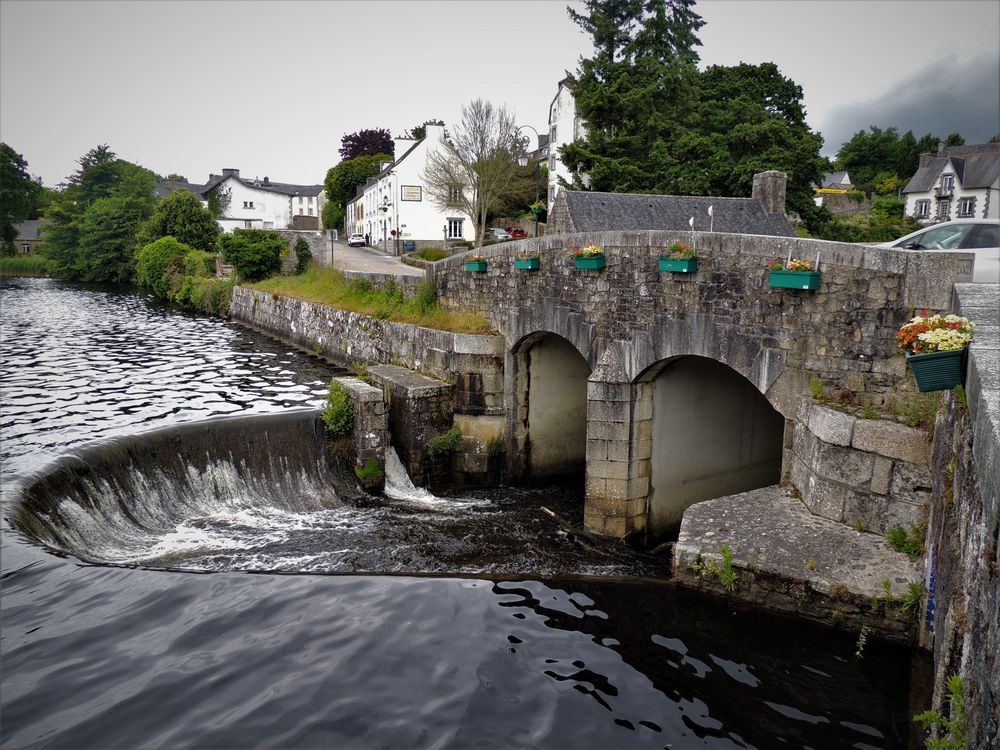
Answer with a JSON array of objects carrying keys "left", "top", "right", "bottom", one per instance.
[
  {"left": 136, "top": 189, "right": 220, "bottom": 253},
  {"left": 339, "top": 128, "right": 394, "bottom": 160},
  {"left": 322, "top": 152, "right": 392, "bottom": 230},
  {"left": 136, "top": 236, "right": 193, "bottom": 297},
  {"left": 0, "top": 143, "right": 41, "bottom": 255},
  {"left": 218, "top": 228, "right": 285, "bottom": 282},
  {"left": 422, "top": 99, "right": 520, "bottom": 247},
  {"left": 164, "top": 173, "right": 188, "bottom": 182},
  {"left": 42, "top": 145, "right": 157, "bottom": 280},
  {"left": 206, "top": 185, "right": 232, "bottom": 218}
]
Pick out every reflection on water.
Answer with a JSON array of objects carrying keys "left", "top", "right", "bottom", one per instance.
[{"left": 0, "top": 277, "right": 918, "bottom": 748}]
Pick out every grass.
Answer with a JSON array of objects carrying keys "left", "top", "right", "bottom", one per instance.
[
  {"left": 250, "top": 264, "right": 495, "bottom": 335},
  {"left": 0, "top": 255, "right": 54, "bottom": 277},
  {"left": 413, "top": 247, "right": 450, "bottom": 262},
  {"left": 887, "top": 522, "right": 926, "bottom": 559}
]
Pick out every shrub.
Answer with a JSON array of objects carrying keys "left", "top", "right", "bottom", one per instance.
[
  {"left": 188, "top": 276, "right": 234, "bottom": 316},
  {"left": 294, "top": 238, "right": 312, "bottom": 274},
  {"left": 136, "top": 236, "right": 192, "bottom": 298},
  {"left": 219, "top": 229, "right": 285, "bottom": 282},
  {"left": 426, "top": 428, "right": 463, "bottom": 457},
  {"left": 354, "top": 458, "right": 383, "bottom": 482},
  {"left": 414, "top": 247, "right": 449, "bottom": 262},
  {"left": 322, "top": 379, "right": 355, "bottom": 438}
]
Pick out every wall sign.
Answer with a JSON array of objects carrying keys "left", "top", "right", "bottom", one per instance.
[{"left": 400, "top": 185, "right": 422, "bottom": 201}]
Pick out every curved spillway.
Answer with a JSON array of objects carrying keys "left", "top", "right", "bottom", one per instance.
[
  {"left": 9, "top": 410, "right": 663, "bottom": 577},
  {"left": 10, "top": 409, "right": 353, "bottom": 569}
]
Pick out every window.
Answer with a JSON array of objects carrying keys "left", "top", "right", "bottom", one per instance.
[
  {"left": 957, "top": 197, "right": 976, "bottom": 217},
  {"left": 298, "top": 196, "right": 303, "bottom": 204},
  {"left": 298, "top": 208, "right": 304, "bottom": 216},
  {"left": 244, "top": 220, "right": 252, "bottom": 228},
  {"left": 914, "top": 199, "right": 931, "bottom": 218},
  {"left": 941, "top": 174, "right": 954, "bottom": 191},
  {"left": 447, "top": 218, "right": 464, "bottom": 239},
  {"left": 966, "top": 224, "right": 998, "bottom": 249},
  {"left": 21, "top": 242, "right": 30, "bottom": 254},
  {"left": 308, "top": 208, "right": 314, "bottom": 216},
  {"left": 896, "top": 223, "right": 975, "bottom": 250},
  {"left": 243, "top": 200, "right": 254, "bottom": 209},
  {"left": 448, "top": 186, "right": 463, "bottom": 204},
  {"left": 937, "top": 198, "right": 950, "bottom": 220}
]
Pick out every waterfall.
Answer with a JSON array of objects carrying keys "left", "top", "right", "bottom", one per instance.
[{"left": 383, "top": 446, "right": 439, "bottom": 503}]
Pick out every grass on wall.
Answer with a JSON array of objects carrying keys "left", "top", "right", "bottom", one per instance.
[{"left": 250, "top": 264, "right": 495, "bottom": 335}]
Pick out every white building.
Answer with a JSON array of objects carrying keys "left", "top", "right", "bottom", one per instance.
[
  {"left": 902, "top": 144, "right": 1000, "bottom": 222},
  {"left": 546, "top": 77, "right": 587, "bottom": 205},
  {"left": 345, "top": 123, "right": 478, "bottom": 248},
  {"left": 199, "top": 169, "right": 326, "bottom": 232}
]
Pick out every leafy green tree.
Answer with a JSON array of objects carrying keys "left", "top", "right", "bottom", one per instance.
[
  {"left": 322, "top": 152, "right": 392, "bottom": 230},
  {"left": 136, "top": 236, "right": 193, "bottom": 297},
  {"left": 339, "top": 128, "right": 394, "bottom": 160},
  {"left": 421, "top": 98, "right": 520, "bottom": 247},
  {"left": 136, "top": 189, "right": 219, "bottom": 253},
  {"left": 0, "top": 143, "right": 41, "bottom": 255},
  {"left": 943, "top": 132, "right": 965, "bottom": 147},
  {"left": 42, "top": 146, "right": 156, "bottom": 280},
  {"left": 294, "top": 237, "right": 311, "bottom": 273},
  {"left": 218, "top": 228, "right": 285, "bottom": 282},
  {"left": 206, "top": 185, "right": 232, "bottom": 218}
]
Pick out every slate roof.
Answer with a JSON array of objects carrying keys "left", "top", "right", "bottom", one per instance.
[
  {"left": 818, "top": 171, "right": 853, "bottom": 189},
  {"left": 14, "top": 220, "right": 50, "bottom": 241},
  {"left": 554, "top": 191, "right": 793, "bottom": 237},
  {"left": 904, "top": 143, "right": 1000, "bottom": 193},
  {"left": 157, "top": 174, "right": 325, "bottom": 200},
  {"left": 232, "top": 176, "right": 324, "bottom": 197}
]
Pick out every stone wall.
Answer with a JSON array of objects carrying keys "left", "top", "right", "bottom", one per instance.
[
  {"left": 816, "top": 192, "right": 872, "bottom": 218},
  {"left": 269, "top": 230, "right": 329, "bottom": 274},
  {"left": 337, "top": 376, "right": 388, "bottom": 494},
  {"left": 789, "top": 400, "right": 932, "bottom": 534}
]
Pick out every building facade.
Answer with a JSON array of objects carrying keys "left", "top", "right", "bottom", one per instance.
[
  {"left": 902, "top": 143, "right": 1000, "bottom": 223},
  {"left": 546, "top": 77, "right": 587, "bottom": 206},
  {"left": 345, "top": 124, "right": 478, "bottom": 249}
]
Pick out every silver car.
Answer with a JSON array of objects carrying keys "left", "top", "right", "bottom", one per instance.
[
  {"left": 347, "top": 233, "right": 366, "bottom": 247},
  {"left": 877, "top": 219, "right": 999, "bottom": 283}
]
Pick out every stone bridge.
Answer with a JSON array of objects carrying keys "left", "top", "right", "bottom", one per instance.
[{"left": 429, "top": 230, "right": 974, "bottom": 540}]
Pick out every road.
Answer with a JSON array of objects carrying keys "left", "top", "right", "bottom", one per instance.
[{"left": 330, "top": 241, "right": 425, "bottom": 278}]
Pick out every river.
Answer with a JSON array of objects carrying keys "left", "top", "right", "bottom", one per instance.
[{"left": 1, "top": 277, "right": 918, "bottom": 748}]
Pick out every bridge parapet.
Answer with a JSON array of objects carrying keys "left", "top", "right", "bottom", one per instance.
[{"left": 433, "top": 230, "right": 973, "bottom": 410}]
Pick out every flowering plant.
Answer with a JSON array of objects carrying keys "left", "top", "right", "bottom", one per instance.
[
  {"left": 467, "top": 254, "right": 485, "bottom": 261},
  {"left": 768, "top": 258, "right": 813, "bottom": 272},
  {"left": 516, "top": 252, "right": 539, "bottom": 260},
  {"left": 530, "top": 200, "right": 547, "bottom": 211},
  {"left": 896, "top": 313, "right": 975, "bottom": 355},
  {"left": 572, "top": 243, "right": 603, "bottom": 258},
  {"left": 664, "top": 241, "right": 697, "bottom": 260}
]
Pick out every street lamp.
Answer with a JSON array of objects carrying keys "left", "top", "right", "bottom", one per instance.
[{"left": 515, "top": 124, "right": 542, "bottom": 238}]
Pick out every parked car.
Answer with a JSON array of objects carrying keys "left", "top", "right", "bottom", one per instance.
[
  {"left": 347, "top": 233, "right": 366, "bottom": 247},
  {"left": 875, "top": 219, "right": 998, "bottom": 283},
  {"left": 489, "top": 228, "right": 512, "bottom": 241},
  {"left": 506, "top": 226, "right": 526, "bottom": 239}
]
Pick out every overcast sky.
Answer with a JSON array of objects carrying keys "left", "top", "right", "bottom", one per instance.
[{"left": 1, "top": 0, "right": 997, "bottom": 188}]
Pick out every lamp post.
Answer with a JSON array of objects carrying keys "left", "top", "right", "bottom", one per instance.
[{"left": 515, "top": 124, "right": 542, "bottom": 237}]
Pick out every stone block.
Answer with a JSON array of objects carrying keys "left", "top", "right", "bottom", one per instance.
[
  {"left": 889, "top": 461, "right": 933, "bottom": 508},
  {"left": 852, "top": 419, "right": 931, "bottom": 465},
  {"left": 584, "top": 492, "right": 626, "bottom": 517},
  {"left": 843, "top": 491, "right": 889, "bottom": 534},
  {"left": 585, "top": 439, "right": 608, "bottom": 462},
  {"left": 870, "top": 456, "right": 893, "bottom": 495},
  {"left": 802, "top": 474, "right": 847, "bottom": 523},
  {"left": 588, "top": 421, "right": 630, "bottom": 442},
  {"left": 607, "top": 440, "right": 630, "bottom": 462},
  {"left": 604, "top": 478, "right": 630, "bottom": 501},
  {"left": 603, "top": 516, "right": 628, "bottom": 539},
  {"left": 789, "top": 456, "right": 811, "bottom": 498},
  {"left": 632, "top": 396, "right": 653, "bottom": 421},
  {"left": 634, "top": 438, "right": 653, "bottom": 461},
  {"left": 628, "top": 476, "right": 650, "bottom": 500},
  {"left": 808, "top": 404, "right": 855, "bottom": 447},
  {"left": 813, "top": 440, "right": 874, "bottom": 488},
  {"left": 589, "top": 459, "right": 630, "bottom": 481},
  {"left": 588, "top": 399, "right": 630, "bottom": 423},
  {"left": 791, "top": 422, "right": 818, "bottom": 467}
]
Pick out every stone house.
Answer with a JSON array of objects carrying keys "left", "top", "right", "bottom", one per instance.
[
  {"left": 13, "top": 220, "right": 50, "bottom": 254},
  {"left": 345, "top": 123, "right": 480, "bottom": 249},
  {"left": 902, "top": 142, "right": 1000, "bottom": 222},
  {"left": 546, "top": 171, "right": 793, "bottom": 237}
]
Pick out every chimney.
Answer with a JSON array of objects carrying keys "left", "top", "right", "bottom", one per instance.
[
  {"left": 222, "top": 168, "right": 240, "bottom": 178},
  {"left": 752, "top": 170, "right": 787, "bottom": 214},
  {"left": 263, "top": 176, "right": 270, "bottom": 186}
]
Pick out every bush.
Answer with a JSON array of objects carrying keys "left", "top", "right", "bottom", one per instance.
[
  {"left": 219, "top": 229, "right": 285, "bottom": 282},
  {"left": 322, "top": 379, "right": 355, "bottom": 438},
  {"left": 136, "top": 236, "right": 192, "bottom": 298},
  {"left": 294, "top": 238, "right": 312, "bottom": 274},
  {"left": 414, "top": 247, "right": 449, "bottom": 262},
  {"left": 188, "top": 276, "right": 234, "bottom": 316},
  {"left": 426, "top": 427, "right": 463, "bottom": 457}
]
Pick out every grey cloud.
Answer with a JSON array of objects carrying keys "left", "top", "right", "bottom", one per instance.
[{"left": 819, "top": 54, "right": 1000, "bottom": 155}]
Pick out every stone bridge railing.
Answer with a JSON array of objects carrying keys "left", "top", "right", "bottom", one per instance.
[{"left": 431, "top": 230, "right": 973, "bottom": 416}]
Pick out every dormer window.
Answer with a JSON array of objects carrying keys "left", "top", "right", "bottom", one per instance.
[{"left": 941, "top": 174, "right": 954, "bottom": 191}]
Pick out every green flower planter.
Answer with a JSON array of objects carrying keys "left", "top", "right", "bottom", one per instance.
[
  {"left": 531, "top": 207, "right": 545, "bottom": 216},
  {"left": 906, "top": 348, "right": 966, "bottom": 392},
  {"left": 465, "top": 260, "right": 487, "bottom": 273},
  {"left": 659, "top": 258, "right": 698, "bottom": 273},
  {"left": 515, "top": 257, "right": 540, "bottom": 270},
  {"left": 575, "top": 255, "right": 605, "bottom": 270},
  {"left": 769, "top": 269, "right": 821, "bottom": 290}
]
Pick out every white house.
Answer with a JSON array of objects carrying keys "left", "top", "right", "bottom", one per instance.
[
  {"left": 902, "top": 143, "right": 1000, "bottom": 222},
  {"left": 345, "top": 123, "right": 478, "bottom": 248},
  {"left": 546, "top": 77, "right": 587, "bottom": 205}
]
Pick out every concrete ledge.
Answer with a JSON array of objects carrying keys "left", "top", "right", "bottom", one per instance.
[{"left": 674, "top": 486, "right": 922, "bottom": 641}]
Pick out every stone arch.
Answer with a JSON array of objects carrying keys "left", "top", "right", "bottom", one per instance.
[
  {"left": 633, "top": 355, "right": 785, "bottom": 541},
  {"left": 508, "top": 331, "right": 592, "bottom": 481}
]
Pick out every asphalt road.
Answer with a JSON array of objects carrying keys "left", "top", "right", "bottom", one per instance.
[{"left": 330, "top": 241, "right": 425, "bottom": 278}]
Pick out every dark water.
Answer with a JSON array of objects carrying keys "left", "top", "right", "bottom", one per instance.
[{"left": 1, "top": 278, "right": 917, "bottom": 748}]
